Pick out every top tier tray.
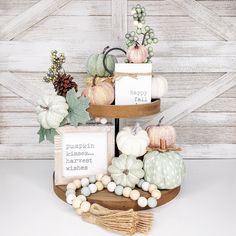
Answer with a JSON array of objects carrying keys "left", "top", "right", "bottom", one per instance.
[{"left": 88, "top": 99, "right": 160, "bottom": 118}]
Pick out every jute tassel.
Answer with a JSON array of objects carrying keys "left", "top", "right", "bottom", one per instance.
[{"left": 81, "top": 203, "right": 153, "bottom": 235}]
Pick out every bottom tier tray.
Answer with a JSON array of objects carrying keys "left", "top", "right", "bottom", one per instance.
[{"left": 53, "top": 175, "right": 180, "bottom": 211}]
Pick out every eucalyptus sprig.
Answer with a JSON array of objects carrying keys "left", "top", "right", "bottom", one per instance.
[
  {"left": 43, "top": 50, "right": 65, "bottom": 82},
  {"left": 125, "top": 4, "right": 158, "bottom": 63}
]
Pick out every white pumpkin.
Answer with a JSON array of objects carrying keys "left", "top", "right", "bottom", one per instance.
[
  {"left": 116, "top": 123, "right": 150, "bottom": 157},
  {"left": 36, "top": 95, "right": 69, "bottom": 129},
  {"left": 151, "top": 75, "right": 168, "bottom": 99},
  {"left": 108, "top": 154, "right": 145, "bottom": 188}
]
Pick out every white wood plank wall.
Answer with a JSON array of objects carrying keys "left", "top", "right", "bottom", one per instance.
[{"left": 0, "top": 0, "right": 235, "bottom": 159}]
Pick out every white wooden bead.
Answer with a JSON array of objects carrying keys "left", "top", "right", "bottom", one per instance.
[
  {"left": 114, "top": 185, "right": 123, "bottom": 196},
  {"left": 138, "top": 197, "right": 148, "bottom": 208},
  {"left": 100, "top": 118, "right": 107, "bottom": 124},
  {"left": 89, "top": 175, "right": 96, "bottom": 183},
  {"left": 66, "top": 189, "right": 75, "bottom": 197},
  {"left": 72, "top": 197, "right": 82, "bottom": 209},
  {"left": 67, "top": 182, "right": 76, "bottom": 190},
  {"left": 81, "top": 186, "right": 91, "bottom": 197},
  {"left": 80, "top": 201, "right": 91, "bottom": 213},
  {"left": 151, "top": 189, "right": 161, "bottom": 199},
  {"left": 66, "top": 194, "right": 76, "bottom": 204},
  {"left": 137, "top": 179, "right": 145, "bottom": 188},
  {"left": 148, "top": 184, "right": 157, "bottom": 193},
  {"left": 141, "top": 182, "right": 150, "bottom": 191},
  {"left": 95, "top": 181, "right": 104, "bottom": 191},
  {"left": 88, "top": 183, "right": 97, "bottom": 194},
  {"left": 123, "top": 187, "right": 132, "bottom": 198},
  {"left": 101, "top": 175, "right": 111, "bottom": 186},
  {"left": 75, "top": 208, "right": 83, "bottom": 216},
  {"left": 81, "top": 177, "right": 89, "bottom": 187},
  {"left": 96, "top": 173, "right": 104, "bottom": 181},
  {"left": 78, "top": 195, "right": 86, "bottom": 202},
  {"left": 147, "top": 197, "right": 157, "bottom": 208},
  {"left": 130, "top": 190, "right": 140, "bottom": 200},
  {"left": 73, "top": 179, "right": 81, "bottom": 189},
  {"left": 107, "top": 182, "right": 116, "bottom": 192},
  {"left": 95, "top": 117, "right": 101, "bottom": 123}
]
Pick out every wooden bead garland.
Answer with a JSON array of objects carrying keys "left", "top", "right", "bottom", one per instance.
[{"left": 66, "top": 174, "right": 162, "bottom": 211}]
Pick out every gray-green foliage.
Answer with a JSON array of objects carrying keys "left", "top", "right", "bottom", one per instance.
[{"left": 66, "top": 88, "right": 90, "bottom": 127}]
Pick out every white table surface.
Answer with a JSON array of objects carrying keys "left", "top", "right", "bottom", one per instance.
[{"left": 1, "top": 159, "right": 236, "bottom": 236}]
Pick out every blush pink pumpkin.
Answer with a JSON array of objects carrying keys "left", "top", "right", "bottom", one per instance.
[
  {"left": 127, "top": 44, "right": 148, "bottom": 63},
  {"left": 82, "top": 78, "right": 114, "bottom": 105},
  {"left": 146, "top": 118, "right": 176, "bottom": 148}
]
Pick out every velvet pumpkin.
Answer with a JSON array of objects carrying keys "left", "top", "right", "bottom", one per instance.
[
  {"left": 116, "top": 124, "right": 150, "bottom": 157},
  {"left": 82, "top": 77, "right": 114, "bottom": 105},
  {"left": 143, "top": 151, "right": 185, "bottom": 189},
  {"left": 151, "top": 75, "right": 168, "bottom": 99},
  {"left": 127, "top": 44, "right": 148, "bottom": 63},
  {"left": 146, "top": 118, "right": 176, "bottom": 148},
  {"left": 86, "top": 47, "right": 118, "bottom": 77}
]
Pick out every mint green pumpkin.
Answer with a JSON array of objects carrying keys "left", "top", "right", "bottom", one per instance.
[
  {"left": 86, "top": 47, "right": 118, "bottom": 77},
  {"left": 143, "top": 151, "right": 186, "bottom": 189}
]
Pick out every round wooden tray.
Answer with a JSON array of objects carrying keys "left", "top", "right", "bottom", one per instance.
[
  {"left": 53, "top": 177, "right": 180, "bottom": 211},
  {"left": 87, "top": 99, "right": 160, "bottom": 118}
]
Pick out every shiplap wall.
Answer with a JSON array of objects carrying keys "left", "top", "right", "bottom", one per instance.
[{"left": 0, "top": 0, "right": 236, "bottom": 159}]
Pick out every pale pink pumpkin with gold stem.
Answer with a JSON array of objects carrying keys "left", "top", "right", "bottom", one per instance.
[
  {"left": 146, "top": 117, "right": 176, "bottom": 148},
  {"left": 82, "top": 77, "right": 114, "bottom": 105},
  {"left": 127, "top": 44, "right": 148, "bottom": 63}
]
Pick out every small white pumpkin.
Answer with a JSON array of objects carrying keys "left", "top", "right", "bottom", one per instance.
[
  {"left": 108, "top": 154, "right": 145, "bottom": 188},
  {"left": 36, "top": 95, "right": 68, "bottom": 129},
  {"left": 151, "top": 75, "right": 168, "bottom": 99},
  {"left": 116, "top": 124, "right": 150, "bottom": 157}
]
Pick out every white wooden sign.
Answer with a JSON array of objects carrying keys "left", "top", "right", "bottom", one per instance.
[
  {"left": 54, "top": 125, "right": 114, "bottom": 185},
  {"left": 115, "top": 63, "right": 152, "bottom": 105}
]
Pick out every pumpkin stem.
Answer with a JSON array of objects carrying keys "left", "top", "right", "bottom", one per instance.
[
  {"left": 160, "top": 139, "right": 167, "bottom": 150},
  {"left": 102, "top": 46, "right": 110, "bottom": 54},
  {"left": 158, "top": 116, "right": 164, "bottom": 126},
  {"left": 40, "top": 105, "right": 49, "bottom": 111},
  {"left": 92, "top": 75, "right": 97, "bottom": 86},
  {"left": 123, "top": 169, "right": 129, "bottom": 175}
]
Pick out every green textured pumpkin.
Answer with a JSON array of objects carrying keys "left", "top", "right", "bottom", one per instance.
[
  {"left": 86, "top": 46, "right": 118, "bottom": 77},
  {"left": 143, "top": 151, "right": 185, "bottom": 189}
]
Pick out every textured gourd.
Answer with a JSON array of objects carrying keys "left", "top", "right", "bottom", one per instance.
[
  {"left": 146, "top": 124, "right": 176, "bottom": 148},
  {"left": 86, "top": 47, "right": 118, "bottom": 77},
  {"left": 36, "top": 95, "right": 68, "bottom": 129},
  {"left": 116, "top": 124, "right": 150, "bottom": 157},
  {"left": 108, "top": 154, "right": 145, "bottom": 188},
  {"left": 144, "top": 151, "right": 185, "bottom": 189},
  {"left": 151, "top": 75, "right": 168, "bottom": 99},
  {"left": 82, "top": 79, "right": 115, "bottom": 105},
  {"left": 127, "top": 44, "right": 148, "bottom": 63}
]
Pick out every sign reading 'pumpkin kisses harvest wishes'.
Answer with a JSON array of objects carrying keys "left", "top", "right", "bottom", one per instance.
[
  {"left": 115, "top": 63, "right": 152, "bottom": 105},
  {"left": 54, "top": 125, "right": 114, "bottom": 185},
  {"left": 62, "top": 132, "right": 107, "bottom": 177}
]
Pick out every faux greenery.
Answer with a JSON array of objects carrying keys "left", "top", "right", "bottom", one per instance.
[
  {"left": 125, "top": 4, "right": 158, "bottom": 63},
  {"left": 43, "top": 50, "right": 65, "bottom": 82},
  {"left": 66, "top": 88, "right": 90, "bottom": 127}
]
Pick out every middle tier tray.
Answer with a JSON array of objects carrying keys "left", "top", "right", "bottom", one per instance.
[{"left": 88, "top": 99, "right": 160, "bottom": 118}]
